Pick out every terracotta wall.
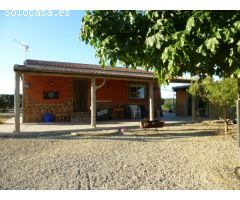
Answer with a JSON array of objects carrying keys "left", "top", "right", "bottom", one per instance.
[
  {"left": 23, "top": 75, "right": 73, "bottom": 122},
  {"left": 24, "top": 75, "right": 72, "bottom": 104},
  {"left": 23, "top": 75, "right": 161, "bottom": 122},
  {"left": 96, "top": 79, "right": 161, "bottom": 117},
  {"left": 96, "top": 79, "right": 149, "bottom": 105}
]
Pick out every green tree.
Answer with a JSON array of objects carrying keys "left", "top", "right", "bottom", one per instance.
[
  {"left": 0, "top": 95, "right": 8, "bottom": 113},
  {"left": 188, "top": 78, "right": 238, "bottom": 134},
  {"left": 80, "top": 11, "right": 240, "bottom": 135},
  {"left": 80, "top": 11, "right": 240, "bottom": 84},
  {"left": 161, "top": 98, "right": 176, "bottom": 112}
]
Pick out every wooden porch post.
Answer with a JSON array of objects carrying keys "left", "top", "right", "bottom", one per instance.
[
  {"left": 14, "top": 72, "right": 21, "bottom": 132},
  {"left": 149, "top": 82, "right": 154, "bottom": 121},
  {"left": 91, "top": 77, "right": 96, "bottom": 128}
]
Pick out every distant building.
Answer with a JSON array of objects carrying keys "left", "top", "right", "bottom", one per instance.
[{"left": 172, "top": 85, "right": 215, "bottom": 118}]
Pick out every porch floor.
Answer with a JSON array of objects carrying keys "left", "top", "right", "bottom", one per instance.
[{"left": 0, "top": 112, "right": 192, "bottom": 135}]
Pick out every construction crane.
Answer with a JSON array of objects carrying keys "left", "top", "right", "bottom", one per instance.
[{"left": 14, "top": 39, "right": 29, "bottom": 59}]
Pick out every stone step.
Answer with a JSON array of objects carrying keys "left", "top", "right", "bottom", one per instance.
[{"left": 70, "top": 112, "right": 90, "bottom": 123}]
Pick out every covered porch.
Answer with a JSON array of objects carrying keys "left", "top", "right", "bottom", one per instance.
[
  {"left": 13, "top": 60, "right": 161, "bottom": 132},
  {"left": 13, "top": 59, "right": 191, "bottom": 133}
]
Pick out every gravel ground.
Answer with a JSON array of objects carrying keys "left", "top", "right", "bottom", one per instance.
[{"left": 0, "top": 123, "right": 240, "bottom": 190}]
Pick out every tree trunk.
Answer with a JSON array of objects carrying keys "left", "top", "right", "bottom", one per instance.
[{"left": 224, "top": 121, "right": 228, "bottom": 134}]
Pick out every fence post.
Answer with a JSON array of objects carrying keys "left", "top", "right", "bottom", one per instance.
[{"left": 237, "top": 78, "right": 240, "bottom": 147}]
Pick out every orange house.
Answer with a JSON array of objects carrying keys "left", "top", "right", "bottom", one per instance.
[{"left": 13, "top": 59, "right": 189, "bottom": 132}]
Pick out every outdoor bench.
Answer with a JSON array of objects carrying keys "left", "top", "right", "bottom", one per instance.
[
  {"left": 140, "top": 120, "right": 165, "bottom": 134},
  {"left": 56, "top": 113, "right": 69, "bottom": 122}
]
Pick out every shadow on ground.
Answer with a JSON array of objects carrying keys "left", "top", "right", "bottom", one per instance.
[{"left": 0, "top": 128, "right": 218, "bottom": 142}]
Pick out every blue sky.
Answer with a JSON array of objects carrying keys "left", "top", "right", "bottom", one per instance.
[{"left": 0, "top": 10, "right": 183, "bottom": 98}]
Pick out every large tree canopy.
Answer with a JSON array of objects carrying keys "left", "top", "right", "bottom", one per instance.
[{"left": 80, "top": 11, "right": 240, "bottom": 84}]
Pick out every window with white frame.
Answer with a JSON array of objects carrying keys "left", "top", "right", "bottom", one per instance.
[{"left": 128, "top": 83, "right": 146, "bottom": 99}]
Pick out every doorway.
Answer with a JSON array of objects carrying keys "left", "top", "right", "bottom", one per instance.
[{"left": 73, "top": 79, "right": 89, "bottom": 112}]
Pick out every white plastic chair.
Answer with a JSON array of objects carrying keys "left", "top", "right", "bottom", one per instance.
[{"left": 129, "top": 105, "right": 141, "bottom": 119}]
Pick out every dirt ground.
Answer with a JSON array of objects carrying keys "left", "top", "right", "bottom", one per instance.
[{"left": 0, "top": 122, "right": 240, "bottom": 190}]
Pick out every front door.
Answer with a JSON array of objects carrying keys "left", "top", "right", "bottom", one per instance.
[{"left": 73, "top": 79, "right": 89, "bottom": 112}]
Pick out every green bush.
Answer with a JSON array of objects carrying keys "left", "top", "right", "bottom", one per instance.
[{"left": 0, "top": 95, "right": 9, "bottom": 113}]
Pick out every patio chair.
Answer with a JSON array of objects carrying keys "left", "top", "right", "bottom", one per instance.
[{"left": 129, "top": 105, "right": 141, "bottom": 119}]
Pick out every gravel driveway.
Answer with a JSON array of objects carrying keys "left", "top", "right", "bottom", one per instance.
[{"left": 0, "top": 123, "right": 240, "bottom": 190}]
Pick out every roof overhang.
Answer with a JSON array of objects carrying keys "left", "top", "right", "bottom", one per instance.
[
  {"left": 172, "top": 85, "right": 190, "bottom": 91},
  {"left": 14, "top": 59, "right": 193, "bottom": 83},
  {"left": 14, "top": 64, "right": 155, "bottom": 81}
]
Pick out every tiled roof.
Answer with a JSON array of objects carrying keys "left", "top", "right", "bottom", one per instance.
[
  {"left": 14, "top": 59, "right": 192, "bottom": 83},
  {"left": 14, "top": 59, "right": 155, "bottom": 80}
]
